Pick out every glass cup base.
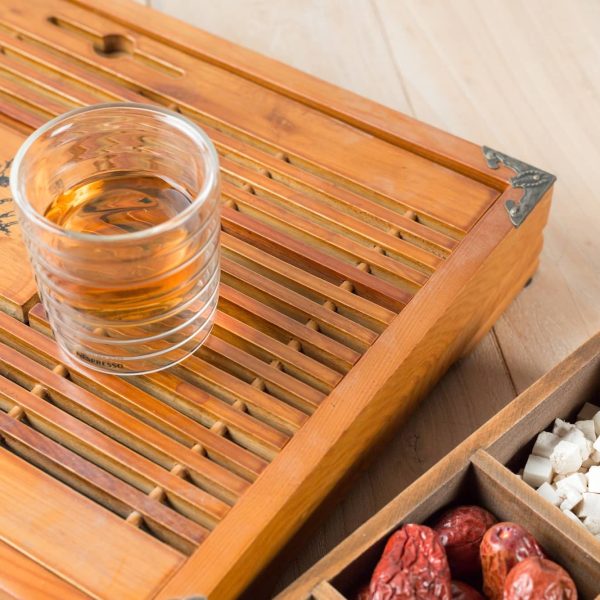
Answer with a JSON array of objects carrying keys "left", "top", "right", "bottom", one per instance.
[{"left": 55, "top": 315, "right": 215, "bottom": 376}]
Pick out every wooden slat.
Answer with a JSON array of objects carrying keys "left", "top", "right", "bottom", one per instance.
[
  {"left": 201, "top": 336, "right": 328, "bottom": 411},
  {"left": 25, "top": 310, "right": 295, "bottom": 460},
  {"left": 0, "top": 41, "right": 114, "bottom": 105},
  {"left": 221, "top": 233, "right": 395, "bottom": 332},
  {"left": 37, "top": 308, "right": 312, "bottom": 433},
  {"left": 215, "top": 311, "right": 342, "bottom": 393},
  {"left": 206, "top": 125, "right": 459, "bottom": 251},
  {"left": 178, "top": 353, "right": 320, "bottom": 417},
  {"left": 221, "top": 158, "right": 443, "bottom": 272},
  {"left": 0, "top": 541, "right": 90, "bottom": 600},
  {"left": 142, "top": 369, "right": 291, "bottom": 459},
  {"left": 76, "top": 371, "right": 267, "bottom": 480},
  {"left": 0, "top": 374, "right": 229, "bottom": 528},
  {"left": 224, "top": 182, "right": 429, "bottom": 288},
  {"left": 222, "top": 206, "right": 409, "bottom": 310},
  {"left": 310, "top": 582, "right": 347, "bottom": 600},
  {"left": 0, "top": 449, "right": 183, "bottom": 599},
  {"left": 222, "top": 256, "right": 378, "bottom": 351},
  {"left": 5, "top": 308, "right": 268, "bottom": 481},
  {"left": 23, "top": 307, "right": 291, "bottom": 459},
  {"left": 0, "top": 60, "right": 80, "bottom": 111},
  {"left": 0, "top": 27, "right": 143, "bottom": 103},
  {"left": 0, "top": 410, "right": 207, "bottom": 555},
  {"left": 0, "top": 77, "right": 61, "bottom": 120},
  {"left": 0, "top": 341, "right": 251, "bottom": 504},
  {"left": 219, "top": 283, "right": 359, "bottom": 373},
  {"left": 26, "top": 306, "right": 315, "bottom": 450},
  {"left": 0, "top": 91, "right": 44, "bottom": 129}
]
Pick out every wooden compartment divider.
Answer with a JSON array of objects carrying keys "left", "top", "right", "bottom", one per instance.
[{"left": 0, "top": 0, "right": 555, "bottom": 597}]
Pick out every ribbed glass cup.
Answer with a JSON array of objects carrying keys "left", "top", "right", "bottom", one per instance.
[{"left": 11, "top": 103, "right": 220, "bottom": 375}]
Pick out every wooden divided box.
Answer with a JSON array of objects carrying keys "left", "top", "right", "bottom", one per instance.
[
  {"left": 281, "top": 333, "right": 600, "bottom": 599},
  {"left": 0, "top": 1, "right": 555, "bottom": 598}
]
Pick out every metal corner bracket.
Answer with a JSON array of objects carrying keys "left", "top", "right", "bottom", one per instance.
[{"left": 482, "top": 146, "right": 556, "bottom": 227}]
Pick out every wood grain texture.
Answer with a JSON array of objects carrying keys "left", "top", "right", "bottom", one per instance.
[
  {"left": 0, "top": 449, "right": 183, "bottom": 599},
  {"left": 144, "top": 1, "right": 599, "bottom": 593},
  {"left": 149, "top": 0, "right": 414, "bottom": 116},
  {"left": 371, "top": 0, "right": 600, "bottom": 390},
  {"left": 0, "top": 541, "right": 90, "bottom": 600}
]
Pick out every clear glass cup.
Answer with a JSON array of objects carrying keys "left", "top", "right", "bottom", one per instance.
[{"left": 11, "top": 103, "right": 220, "bottom": 375}]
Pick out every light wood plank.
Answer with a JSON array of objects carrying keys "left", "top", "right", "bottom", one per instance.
[
  {"left": 373, "top": 0, "right": 600, "bottom": 391},
  {"left": 149, "top": 0, "right": 414, "bottom": 115},
  {"left": 0, "top": 541, "right": 90, "bottom": 600},
  {"left": 0, "top": 449, "right": 183, "bottom": 599}
]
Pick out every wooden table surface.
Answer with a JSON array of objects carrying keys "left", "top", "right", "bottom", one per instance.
[{"left": 141, "top": 0, "right": 600, "bottom": 593}]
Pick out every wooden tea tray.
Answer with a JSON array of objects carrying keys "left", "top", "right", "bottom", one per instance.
[
  {"left": 281, "top": 332, "right": 600, "bottom": 599},
  {"left": 0, "top": 1, "right": 554, "bottom": 598}
]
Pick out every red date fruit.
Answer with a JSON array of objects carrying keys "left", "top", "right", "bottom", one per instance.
[
  {"left": 480, "top": 522, "right": 545, "bottom": 600},
  {"left": 369, "top": 524, "right": 451, "bottom": 599},
  {"left": 451, "top": 581, "right": 484, "bottom": 600},
  {"left": 503, "top": 557, "right": 577, "bottom": 599},
  {"left": 433, "top": 505, "right": 497, "bottom": 578}
]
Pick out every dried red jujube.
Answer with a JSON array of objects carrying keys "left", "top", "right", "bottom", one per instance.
[
  {"left": 433, "top": 505, "right": 497, "bottom": 578},
  {"left": 480, "top": 522, "right": 545, "bottom": 600},
  {"left": 369, "top": 524, "right": 451, "bottom": 599},
  {"left": 503, "top": 557, "right": 577, "bottom": 600}
]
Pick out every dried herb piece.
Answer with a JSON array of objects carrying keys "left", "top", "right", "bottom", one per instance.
[
  {"left": 369, "top": 524, "right": 451, "bottom": 599},
  {"left": 503, "top": 557, "right": 577, "bottom": 599},
  {"left": 433, "top": 505, "right": 497, "bottom": 578},
  {"left": 480, "top": 522, "right": 545, "bottom": 600}
]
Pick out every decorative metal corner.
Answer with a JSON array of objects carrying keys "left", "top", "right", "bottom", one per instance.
[{"left": 482, "top": 146, "right": 556, "bottom": 227}]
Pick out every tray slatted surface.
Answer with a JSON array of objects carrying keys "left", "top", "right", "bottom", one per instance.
[{"left": 0, "top": 1, "right": 552, "bottom": 598}]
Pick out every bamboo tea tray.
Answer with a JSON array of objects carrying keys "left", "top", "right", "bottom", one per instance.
[
  {"left": 280, "top": 332, "right": 600, "bottom": 600},
  {"left": 0, "top": 1, "right": 555, "bottom": 598}
]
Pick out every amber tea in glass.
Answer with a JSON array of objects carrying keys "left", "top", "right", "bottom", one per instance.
[{"left": 11, "top": 103, "right": 221, "bottom": 375}]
